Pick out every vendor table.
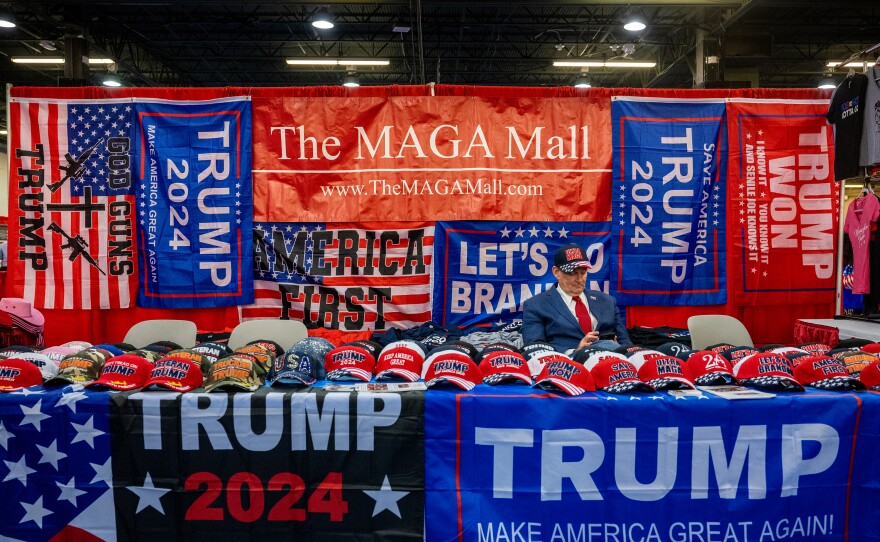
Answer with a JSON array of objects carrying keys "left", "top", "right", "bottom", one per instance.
[{"left": 2, "top": 385, "right": 879, "bottom": 542}]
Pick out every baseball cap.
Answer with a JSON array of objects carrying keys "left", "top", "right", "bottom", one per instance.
[
  {"left": 205, "top": 354, "right": 263, "bottom": 392},
  {"left": 192, "top": 341, "right": 233, "bottom": 363},
  {"left": 6, "top": 351, "right": 59, "bottom": 380},
  {"left": 0, "top": 345, "right": 34, "bottom": 357},
  {"left": 423, "top": 351, "right": 482, "bottom": 390},
  {"left": 325, "top": 345, "right": 375, "bottom": 381},
  {"left": 428, "top": 340, "right": 478, "bottom": 360},
  {"left": 143, "top": 356, "right": 205, "bottom": 392},
  {"left": 286, "top": 337, "right": 334, "bottom": 373},
  {"left": 684, "top": 350, "right": 737, "bottom": 386},
  {"left": 571, "top": 345, "right": 614, "bottom": 363},
  {"left": 346, "top": 340, "right": 384, "bottom": 359},
  {"left": 527, "top": 351, "right": 572, "bottom": 378},
  {"left": 128, "top": 349, "right": 164, "bottom": 363},
  {"left": 769, "top": 347, "right": 809, "bottom": 358},
  {"left": 269, "top": 349, "right": 324, "bottom": 387},
  {"left": 0, "top": 359, "right": 43, "bottom": 392},
  {"left": 476, "top": 342, "right": 521, "bottom": 363},
  {"left": 732, "top": 353, "right": 804, "bottom": 392},
  {"left": 234, "top": 343, "right": 276, "bottom": 376},
  {"left": 654, "top": 342, "right": 695, "bottom": 361},
  {"left": 533, "top": 356, "right": 594, "bottom": 395},
  {"left": 142, "top": 341, "right": 181, "bottom": 355},
  {"left": 858, "top": 361, "right": 880, "bottom": 390},
  {"left": 798, "top": 342, "right": 833, "bottom": 356},
  {"left": 40, "top": 346, "right": 79, "bottom": 363},
  {"left": 836, "top": 338, "right": 874, "bottom": 349},
  {"left": 246, "top": 339, "right": 284, "bottom": 359},
  {"left": 860, "top": 343, "right": 880, "bottom": 355},
  {"left": 614, "top": 345, "right": 645, "bottom": 356},
  {"left": 92, "top": 344, "right": 126, "bottom": 357},
  {"left": 759, "top": 343, "right": 785, "bottom": 352},
  {"left": 89, "top": 355, "right": 153, "bottom": 391},
  {"left": 44, "top": 350, "right": 105, "bottom": 386},
  {"left": 582, "top": 351, "right": 655, "bottom": 394},
  {"left": 721, "top": 346, "right": 759, "bottom": 365},
  {"left": 631, "top": 354, "right": 695, "bottom": 390},
  {"left": 376, "top": 341, "right": 425, "bottom": 382},
  {"left": 792, "top": 355, "right": 866, "bottom": 391},
  {"left": 62, "top": 340, "right": 93, "bottom": 350},
  {"left": 707, "top": 343, "right": 735, "bottom": 354},
  {"left": 833, "top": 350, "right": 879, "bottom": 375},
  {"left": 480, "top": 350, "right": 532, "bottom": 386},
  {"left": 520, "top": 341, "right": 556, "bottom": 361},
  {"left": 165, "top": 349, "right": 211, "bottom": 375},
  {"left": 554, "top": 243, "right": 592, "bottom": 274}
]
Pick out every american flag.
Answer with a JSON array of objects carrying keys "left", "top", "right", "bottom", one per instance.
[
  {"left": 0, "top": 387, "right": 115, "bottom": 541},
  {"left": 8, "top": 97, "right": 138, "bottom": 309},
  {"left": 241, "top": 222, "right": 434, "bottom": 330}
]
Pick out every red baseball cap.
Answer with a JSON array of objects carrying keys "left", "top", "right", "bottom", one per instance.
[
  {"left": 582, "top": 351, "right": 654, "bottom": 394},
  {"left": 859, "top": 343, "right": 880, "bottom": 355},
  {"left": 0, "top": 358, "right": 43, "bottom": 392},
  {"left": 859, "top": 361, "right": 880, "bottom": 390},
  {"left": 325, "top": 345, "right": 376, "bottom": 382},
  {"left": 732, "top": 353, "right": 804, "bottom": 392},
  {"left": 632, "top": 354, "right": 695, "bottom": 390},
  {"left": 685, "top": 350, "right": 737, "bottom": 386},
  {"left": 480, "top": 350, "right": 532, "bottom": 386},
  {"left": 89, "top": 354, "right": 153, "bottom": 391},
  {"left": 793, "top": 355, "right": 866, "bottom": 391},
  {"left": 143, "top": 356, "right": 205, "bottom": 393},
  {"left": 423, "top": 351, "right": 482, "bottom": 390},
  {"left": 376, "top": 342, "right": 425, "bottom": 382},
  {"left": 533, "top": 357, "right": 595, "bottom": 395}
]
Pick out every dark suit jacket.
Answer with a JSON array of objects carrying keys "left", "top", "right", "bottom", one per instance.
[{"left": 522, "top": 285, "right": 632, "bottom": 351}]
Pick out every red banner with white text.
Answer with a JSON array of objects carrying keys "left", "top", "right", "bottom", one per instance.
[
  {"left": 726, "top": 99, "right": 838, "bottom": 306},
  {"left": 252, "top": 96, "right": 612, "bottom": 222}
]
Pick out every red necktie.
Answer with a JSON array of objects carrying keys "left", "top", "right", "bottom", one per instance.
[{"left": 573, "top": 297, "right": 592, "bottom": 334}]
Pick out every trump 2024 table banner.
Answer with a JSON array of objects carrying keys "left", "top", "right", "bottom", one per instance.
[
  {"left": 611, "top": 97, "right": 727, "bottom": 306},
  {"left": 135, "top": 97, "right": 254, "bottom": 308}
]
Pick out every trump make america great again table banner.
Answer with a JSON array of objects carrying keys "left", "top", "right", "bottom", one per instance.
[
  {"left": 135, "top": 97, "right": 253, "bottom": 308},
  {"left": 242, "top": 222, "right": 433, "bottom": 331},
  {"left": 252, "top": 96, "right": 612, "bottom": 222},
  {"left": 425, "top": 388, "right": 880, "bottom": 542},
  {"left": 432, "top": 221, "right": 613, "bottom": 328},
  {"left": 726, "top": 99, "right": 838, "bottom": 306},
  {"left": 7, "top": 97, "right": 138, "bottom": 309},
  {"left": 612, "top": 97, "right": 727, "bottom": 306}
]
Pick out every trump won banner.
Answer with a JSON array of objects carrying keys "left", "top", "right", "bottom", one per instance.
[
  {"left": 7, "top": 97, "right": 138, "bottom": 309},
  {"left": 252, "top": 95, "right": 612, "bottom": 222},
  {"left": 432, "top": 221, "right": 613, "bottom": 328},
  {"left": 242, "top": 222, "right": 433, "bottom": 331},
  {"left": 612, "top": 97, "right": 727, "bottom": 306},
  {"left": 135, "top": 97, "right": 253, "bottom": 308},
  {"left": 726, "top": 100, "right": 837, "bottom": 306}
]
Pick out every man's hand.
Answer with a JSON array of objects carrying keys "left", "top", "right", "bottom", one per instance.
[{"left": 577, "top": 331, "right": 601, "bottom": 350}]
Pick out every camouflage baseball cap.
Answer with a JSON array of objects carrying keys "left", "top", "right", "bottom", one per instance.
[
  {"left": 205, "top": 354, "right": 263, "bottom": 392},
  {"left": 44, "top": 350, "right": 105, "bottom": 386}
]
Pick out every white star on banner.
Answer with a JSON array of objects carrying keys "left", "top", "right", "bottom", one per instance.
[
  {"left": 363, "top": 476, "right": 409, "bottom": 518},
  {"left": 55, "top": 391, "right": 87, "bottom": 414},
  {"left": 629, "top": 396, "right": 641, "bottom": 401},
  {"left": 674, "top": 394, "right": 687, "bottom": 400},
  {"left": 0, "top": 421, "right": 14, "bottom": 450},
  {"left": 499, "top": 226, "right": 511, "bottom": 238},
  {"left": 4, "top": 455, "right": 36, "bottom": 486},
  {"left": 542, "top": 226, "right": 554, "bottom": 237},
  {"left": 56, "top": 477, "right": 87, "bottom": 507},
  {"left": 19, "top": 496, "right": 52, "bottom": 528},
  {"left": 528, "top": 226, "right": 540, "bottom": 237},
  {"left": 37, "top": 440, "right": 67, "bottom": 470},
  {"left": 649, "top": 395, "right": 663, "bottom": 400},
  {"left": 514, "top": 227, "right": 525, "bottom": 237},
  {"left": 20, "top": 400, "right": 50, "bottom": 432},
  {"left": 557, "top": 227, "right": 569, "bottom": 238},
  {"left": 13, "top": 387, "right": 44, "bottom": 396},
  {"left": 603, "top": 396, "right": 618, "bottom": 401},
  {"left": 128, "top": 472, "right": 171, "bottom": 515},
  {"left": 90, "top": 457, "right": 113, "bottom": 486},
  {"left": 71, "top": 416, "right": 104, "bottom": 448}
]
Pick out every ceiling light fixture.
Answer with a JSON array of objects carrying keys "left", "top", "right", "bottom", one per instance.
[
  {"left": 826, "top": 61, "right": 867, "bottom": 68},
  {"left": 0, "top": 7, "right": 16, "bottom": 28},
  {"left": 573, "top": 76, "right": 592, "bottom": 89},
  {"left": 11, "top": 56, "right": 115, "bottom": 65},
  {"left": 286, "top": 58, "right": 389, "bottom": 66},
  {"left": 311, "top": 7, "right": 335, "bottom": 30},
  {"left": 0, "top": 129, "right": 8, "bottom": 136},
  {"left": 102, "top": 76, "right": 122, "bottom": 87},
  {"left": 553, "top": 60, "right": 656, "bottom": 68},
  {"left": 817, "top": 79, "right": 837, "bottom": 89},
  {"left": 342, "top": 75, "right": 360, "bottom": 88},
  {"left": 623, "top": 10, "right": 647, "bottom": 32}
]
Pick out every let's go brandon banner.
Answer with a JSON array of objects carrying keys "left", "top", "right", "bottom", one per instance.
[
  {"left": 611, "top": 97, "right": 727, "bottom": 306},
  {"left": 726, "top": 99, "right": 837, "bottom": 306},
  {"left": 252, "top": 96, "right": 612, "bottom": 222}
]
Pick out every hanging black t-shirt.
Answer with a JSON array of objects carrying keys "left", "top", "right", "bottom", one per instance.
[{"left": 826, "top": 73, "right": 868, "bottom": 180}]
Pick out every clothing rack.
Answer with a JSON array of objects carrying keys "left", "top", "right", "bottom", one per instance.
[{"left": 834, "top": 42, "right": 880, "bottom": 72}]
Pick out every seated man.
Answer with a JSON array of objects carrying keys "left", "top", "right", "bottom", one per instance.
[{"left": 522, "top": 243, "right": 632, "bottom": 353}]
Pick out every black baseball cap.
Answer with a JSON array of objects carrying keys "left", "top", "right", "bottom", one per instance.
[{"left": 554, "top": 243, "right": 592, "bottom": 274}]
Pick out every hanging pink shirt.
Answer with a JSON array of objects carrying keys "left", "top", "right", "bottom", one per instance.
[{"left": 844, "top": 194, "right": 880, "bottom": 294}]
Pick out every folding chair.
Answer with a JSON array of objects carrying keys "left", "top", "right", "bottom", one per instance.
[
  {"left": 687, "top": 315, "right": 754, "bottom": 349},
  {"left": 227, "top": 319, "right": 309, "bottom": 352},
  {"left": 123, "top": 319, "right": 198, "bottom": 349}
]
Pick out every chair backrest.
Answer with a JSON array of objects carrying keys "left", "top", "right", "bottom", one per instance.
[
  {"left": 687, "top": 315, "right": 754, "bottom": 350},
  {"left": 227, "top": 319, "right": 309, "bottom": 352},
  {"left": 123, "top": 319, "right": 198, "bottom": 349}
]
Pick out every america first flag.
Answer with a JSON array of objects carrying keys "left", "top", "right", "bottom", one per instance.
[
  {"left": 7, "top": 96, "right": 137, "bottom": 309},
  {"left": 241, "top": 222, "right": 433, "bottom": 331}
]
